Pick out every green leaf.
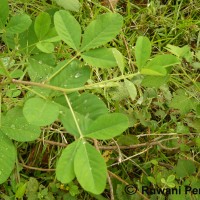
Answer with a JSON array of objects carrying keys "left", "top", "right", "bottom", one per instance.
[
  {"left": 55, "top": 0, "right": 81, "bottom": 12},
  {"left": 112, "top": 48, "right": 125, "bottom": 74},
  {"left": 3, "top": 23, "right": 38, "bottom": 53},
  {"left": 108, "top": 82, "right": 130, "bottom": 101},
  {"left": 36, "top": 41, "right": 54, "bottom": 53},
  {"left": 193, "top": 62, "right": 200, "bottom": 69},
  {"left": 42, "top": 27, "right": 61, "bottom": 42},
  {"left": 124, "top": 79, "right": 137, "bottom": 101},
  {"left": 81, "top": 48, "right": 117, "bottom": 68},
  {"left": 1, "top": 107, "right": 41, "bottom": 142},
  {"left": 151, "top": 159, "right": 158, "bottom": 166},
  {"left": 176, "top": 122, "right": 190, "bottom": 134},
  {"left": 147, "top": 176, "right": 156, "bottom": 184},
  {"left": 145, "top": 54, "right": 180, "bottom": 70},
  {"left": 32, "top": 53, "right": 56, "bottom": 66},
  {"left": 81, "top": 13, "right": 123, "bottom": 51},
  {"left": 68, "top": 93, "right": 108, "bottom": 120},
  {"left": 166, "top": 44, "right": 191, "bottom": 59},
  {"left": 175, "top": 159, "right": 196, "bottom": 178},
  {"left": 167, "top": 175, "right": 175, "bottom": 183},
  {"left": 5, "top": 84, "right": 21, "bottom": 98},
  {"left": 161, "top": 178, "right": 166, "bottom": 184},
  {"left": 167, "top": 183, "right": 175, "bottom": 188},
  {"left": 56, "top": 140, "right": 80, "bottom": 183},
  {"left": 28, "top": 58, "right": 54, "bottom": 82},
  {"left": 15, "top": 183, "right": 27, "bottom": 198},
  {"left": 74, "top": 141, "right": 107, "bottom": 194},
  {"left": 50, "top": 60, "right": 90, "bottom": 89},
  {"left": 135, "top": 36, "right": 151, "bottom": 69},
  {"left": 0, "top": 0, "right": 9, "bottom": 29},
  {"left": 0, "top": 57, "right": 15, "bottom": 70},
  {"left": 68, "top": 183, "right": 80, "bottom": 196},
  {"left": 26, "top": 177, "right": 39, "bottom": 193},
  {"left": 34, "top": 12, "right": 51, "bottom": 40},
  {"left": 10, "top": 69, "right": 23, "bottom": 78},
  {"left": 60, "top": 108, "right": 87, "bottom": 137},
  {"left": 141, "top": 75, "right": 169, "bottom": 88},
  {"left": 141, "top": 66, "right": 167, "bottom": 76},
  {"left": 141, "top": 54, "right": 179, "bottom": 76},
  {"left": 23, "top": 97, "right": 60, "bottom": 126},
  {"left": 85, "top": 113, "right": 129, "bottom": 139},
  {"left": 186, "top": 118, "right": 200, "bottom": 132},
  {"left": 59, "top": 92, "right": 108, "bottom": 137},
  {"left": 0, "top": 131, "right": 17, "bottom": 184},
  {"left": 54, "top": 10, "right": 81, "bottom": 50},
  {"left": 6, "top": 14, "right": 32, "bottom": 34},
  {"left": 169, "top": 90, "right": 195, "bottom": 115}
]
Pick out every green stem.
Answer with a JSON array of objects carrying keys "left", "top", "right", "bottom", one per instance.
[
  {"left": 21, "top": 85, "right": 47, "bottom": 99},
  {"left": 12, "top": 79, "right": 69, "bottom": 92},
  {"left": 11, "top": 72, "right": 139, "bottom": 93},
  {"left": 45, "top": 54, "right": 79, "bottom": 82},
  {"left": 64, "top": 93, "right": 84, "bottom": 139}
]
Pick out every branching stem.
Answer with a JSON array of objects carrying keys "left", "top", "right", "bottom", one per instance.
[{"left": 8, "top": 72, "right": 139, "bottom": 94}]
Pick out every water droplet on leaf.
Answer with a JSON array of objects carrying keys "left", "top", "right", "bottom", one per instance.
[{"left": 74, "top": 72, "right": 81, "bottom": 78}]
